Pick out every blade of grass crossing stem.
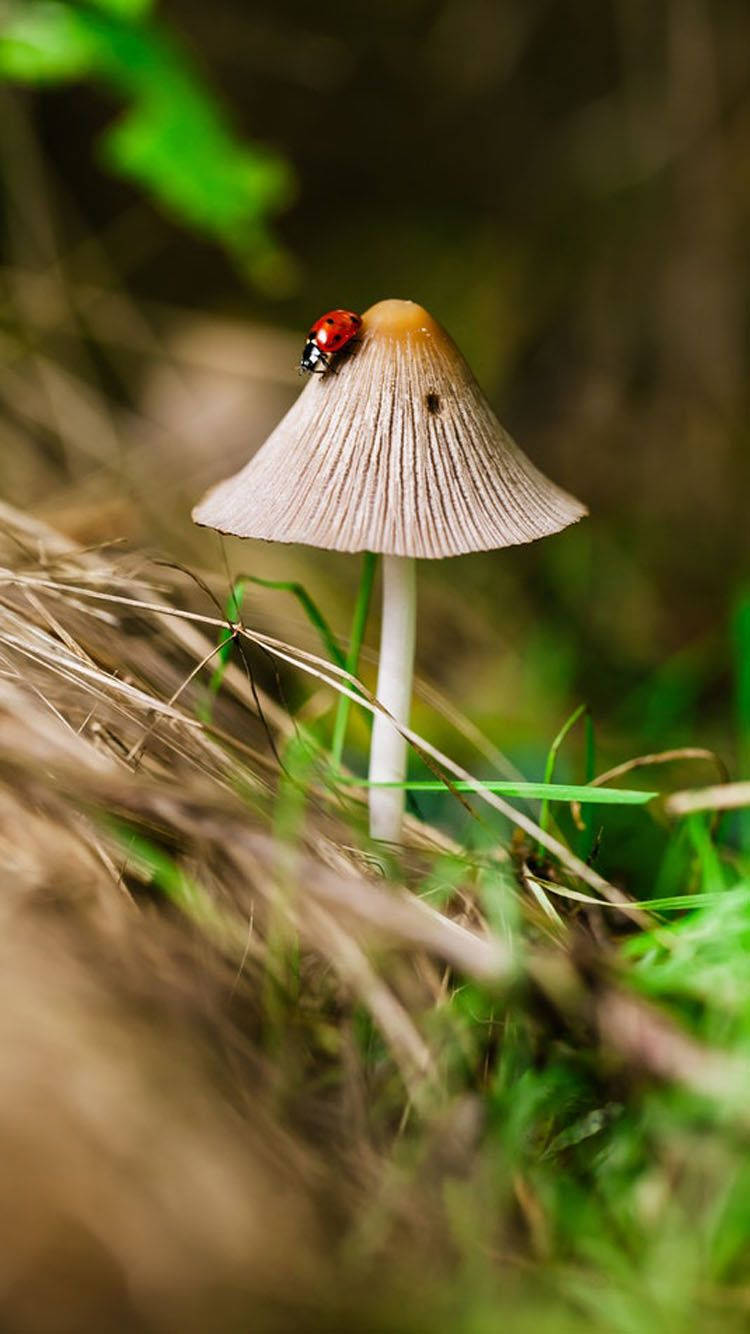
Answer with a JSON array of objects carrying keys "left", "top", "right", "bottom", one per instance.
[
  {"left": 330, "top": 552, "right": 377, "bottom": 770},
  {"left": 538, "top": 703, "right": 589, "bottom": 851},
  {"left": 732, "top": 587, "right": 750, "bottom": 849},
  {"left": 200, "top": 574, "right": 346, "bottom": 721},
  {"left": 356, "top": 780, "right": 653, "bottom": 805}
]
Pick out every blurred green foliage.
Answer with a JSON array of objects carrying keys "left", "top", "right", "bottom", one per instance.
[{"left": 0, "top": 0, "right": 295, "bottom": 286}]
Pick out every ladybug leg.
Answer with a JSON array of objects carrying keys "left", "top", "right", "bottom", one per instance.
[{"left": 326, "top": 338, "right": 359, "bottom": 373}]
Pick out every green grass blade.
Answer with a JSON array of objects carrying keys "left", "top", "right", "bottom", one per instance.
[
  {"left": 732, "top": 587, "right": 750, "bottom": 848},
  {"left": 527, "top": 873, "right": 744, "bottom": 911},
  {"left": 235, "top": 575, "right": 346, "bottom": 668},
  {"left": 199, "top": 573, "right": 346, "bottom": 722},
  {"left": 345, "top": 779, "right": 655, "bottom": 805},
  {"left": 539, "top": 703, "right": 589, "bottom": 844},
  {"left": 110, "top": 824, "right": 225, "bottom": 931},
  {"left": 686, "top": 811, "right": 727, "bottom": 893},
  {"left": 330, "top": 552, "right": 377, "bottom": 770},
  {"left": 584, "top": 709, "right": 596, "bottom": 783}
]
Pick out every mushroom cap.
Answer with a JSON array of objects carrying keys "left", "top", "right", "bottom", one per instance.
[{"left": 193, "top": 299, "right": 587, "bottom": 559}]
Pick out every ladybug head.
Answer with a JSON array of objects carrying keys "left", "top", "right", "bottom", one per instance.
[{"left": 300, "top": 338, "right": 328, "bottom": 375}]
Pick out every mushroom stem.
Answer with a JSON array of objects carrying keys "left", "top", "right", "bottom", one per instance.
[{"left": 368, "top": 555, "right": 417, "bottom": 842}]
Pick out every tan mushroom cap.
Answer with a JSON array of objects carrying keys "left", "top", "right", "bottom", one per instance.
[{"left": 192, "top": 298, "right": 587, "bottom": 559}]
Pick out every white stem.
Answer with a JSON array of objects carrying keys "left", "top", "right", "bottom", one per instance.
[{"left": 368, "top": 555, "right": 417, "bottom": 842}]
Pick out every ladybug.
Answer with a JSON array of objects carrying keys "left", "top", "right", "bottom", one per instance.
[{"left": 300, "top": 308, "right": 362, "bottom": 374}]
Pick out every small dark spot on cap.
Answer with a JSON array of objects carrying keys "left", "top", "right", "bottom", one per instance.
[
  {"left": 325, "top": 317, "right": 334, "bottom": 324},
  {"left": 426, "top": 392, "right": 441, "bottom": 414}
]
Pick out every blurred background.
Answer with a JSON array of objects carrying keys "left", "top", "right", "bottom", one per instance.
[{"left": 1, "top": 0, "right": 749, "bottom": 834}]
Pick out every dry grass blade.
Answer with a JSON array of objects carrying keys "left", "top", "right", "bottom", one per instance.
[
  {"left": 0, "top": 665, "right": 510, "bottom": 988},
  {"left": 665, "top": 781, "right": 750, "bottom": 817},
  {"left": 0, "top": 500, "right": 292, "bottom": 737},
  {"left": 0, "top": 500, "right": 514, "bottom": 1043},
  {"left": 0, "top": 555, "right": 644, "bottom": 918},
  {"left": 591, "top": 747, "right": 730, "bottom": 789},
  {"left": 596, "top": 988, "right": 750, "bottom": 1113},
  {"left": 303, "top": 904, "right": 436, "bottom": 1101}
]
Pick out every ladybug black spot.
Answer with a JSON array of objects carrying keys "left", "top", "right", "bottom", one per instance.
[
  {"left": 325, "top": 318, "right": 334, "bottom": 324},
  {"left": 426, "top": 392, "right": 441, "bottom": 414}
]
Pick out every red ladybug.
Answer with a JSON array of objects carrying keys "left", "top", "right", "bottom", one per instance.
[{"left": 300, "top": 308, "right": 362, "bottom": 374}]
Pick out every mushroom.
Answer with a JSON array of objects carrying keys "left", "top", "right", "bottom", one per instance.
[{"left": 193, "top": 299, "right": 587, "bottom": 842}]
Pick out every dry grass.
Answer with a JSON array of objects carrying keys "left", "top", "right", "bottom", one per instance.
[
  {"left": 1, "top": 498, "right": 748, "bottom": 1333},
  {"left": 0, "top": 499, "right": 523, "bottom": 1332}
]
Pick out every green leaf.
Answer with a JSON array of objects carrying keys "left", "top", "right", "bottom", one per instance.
[
  {"left": 103, "top": 99, "right": 291, "bottom": 235},
  {"left": 0, "top": 1, "right": 295, "bottom": 286},
  {"left": 84, "top": 0, "right": 153, "bottom": 17},
  {"left": 87, "top": 15, "right": 294, "bottom": 252},
  {"left": 0, "top": 3, "right": 96, "bottom": 81}
]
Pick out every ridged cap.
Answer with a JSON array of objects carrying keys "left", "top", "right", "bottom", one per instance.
[{"left": 193, "top": 299, "right": 587, "bottom": 559}]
